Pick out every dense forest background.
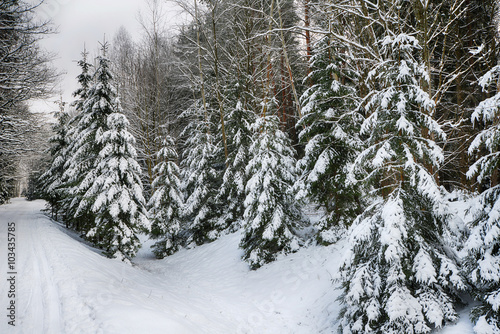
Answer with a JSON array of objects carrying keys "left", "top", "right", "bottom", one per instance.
[{"left": 3, "top": 0, "right": 500, "bottom": 333}]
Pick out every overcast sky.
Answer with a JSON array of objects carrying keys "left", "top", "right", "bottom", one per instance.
[{"left": 29, "top": 0, "right": 186, "bottom": 114}]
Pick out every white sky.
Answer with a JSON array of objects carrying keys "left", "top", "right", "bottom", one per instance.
[{"left": 29, "top": 0, "right": 187, "bottom": 114}]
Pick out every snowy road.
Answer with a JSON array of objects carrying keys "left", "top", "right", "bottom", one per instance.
[
  {"left": 0, "top": 199, "right": 343, "bottom": 334},
  {"left": 0, "top": 200, "right": 62, "bottom": 333},
  {"left": 1, "top": 199, "right": 65, "bottom": 333},
  {"left": 0, "top": 199, "right": 212, "bottom": 333},
  {"left": 0, "top": 198, "right": 476, "bottom": 334}
]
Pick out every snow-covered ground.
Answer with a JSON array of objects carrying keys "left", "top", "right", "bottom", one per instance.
[{"left": 0, "top": 198, "right": 475, "bottom": 333}]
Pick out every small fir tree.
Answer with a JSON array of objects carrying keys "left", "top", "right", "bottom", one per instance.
[
  {"left": 241, "top": 113, "right": 302, "bottom": 270},
  {"left": 148, "top": 135, "right": 184, "bottom": 258},
  {"left": 339, "top": 34, "right": 466, "bottom": 334},
  {"left": 465, "top": 65, "right": 500, "bottom": 333}
]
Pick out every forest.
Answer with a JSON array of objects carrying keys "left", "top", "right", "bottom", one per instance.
[{"left": 2, "top": 0, "right": 500, "bottom": 333}]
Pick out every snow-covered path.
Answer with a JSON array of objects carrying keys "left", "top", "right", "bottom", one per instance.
[
  {"left": 0, "top": 199, "right": 342, "bottom": 334},
  {"left": 1, "top": 199, "right": 66, "bottom": 333},
  {"left": 0, "top": 199, "right": 215, "bottom": 333},
  {"left": 0, "top": 198, "right": 476, "bottom": 334}
]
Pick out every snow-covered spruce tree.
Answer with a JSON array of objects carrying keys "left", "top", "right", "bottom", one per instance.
[
  {"left": 215, "top": 96, "right": 256, "bottom": 233},
  {"left": 71, "top": 48, "right": 94, "bottom": 113},
  {"left": 181, "top": 102, "right": 222, "bottom": 246},
  {"left": 465, "top": 65, "right": 500, "bottom": 333},
  {"left": 339, "top": 34, "right": 466, "bottom": 333},
  {"left": 70, "top": 43, "right": 148, "bottom": 260},
  {"left": 295, "top": 35, "right": 363, "bottom": 244},
  {"left": 84, "top": 108, "right": 149, "bottom": 261},
  {"left": 241, "top": 112, "right": 303, "bottom": 270},
  {"left": 59, "top": 48, "right": 94, "bottom": 231},
  {"left": 148, "top": 135, "right": 184, "bottom": 258},
  {"left": 39, "top": 108, "right": 70, "bottom": 221}
]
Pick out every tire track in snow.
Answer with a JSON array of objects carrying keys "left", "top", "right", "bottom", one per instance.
[
  {"left": 17, "top": 216, "right": 65, "bottom": 333},
  {"left": 1, "top": 200, "right": 97, "bottom": 334},
  {"left": 19, "top": 233, "right": 44, "bottom": 331},
  {"left": 33, "top": 220, "right": 65, "bottom": 333}
]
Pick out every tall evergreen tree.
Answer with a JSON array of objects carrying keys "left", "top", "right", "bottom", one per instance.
[
  {"left": 148, "top": 135, "right": 184, "bottom": 258},
  {"left": 241, "top": 113, "right": 303, "bottom": 270},
  {"left": 84, "top": 108, "right": 149, "bottom": 261},
  {"left": 339, "top": 32, "right": 466, "bottom": 333},
  {"left": 71, "top": 49, "right": 115, "bottom": 221},
  {"left": 296, "top": 35, "right": 363, "bottom": 244},
  {"left": 60, "top": 48, "right": 94, "bottom": 230},
  {"left": 39, "top": 107, "right": 70, "bottom": 220},
  {"left": 181, "top": 103, "right": 222, "bottom": 246},
  {"left": 215, "top": 98, "right": 256, "bottom": 233},
  {"left": 71, "top": 44, "right": 148, "bottom": 260},
  {"left": 465, "top": 65, "right": 500, "bottom": 333}
]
